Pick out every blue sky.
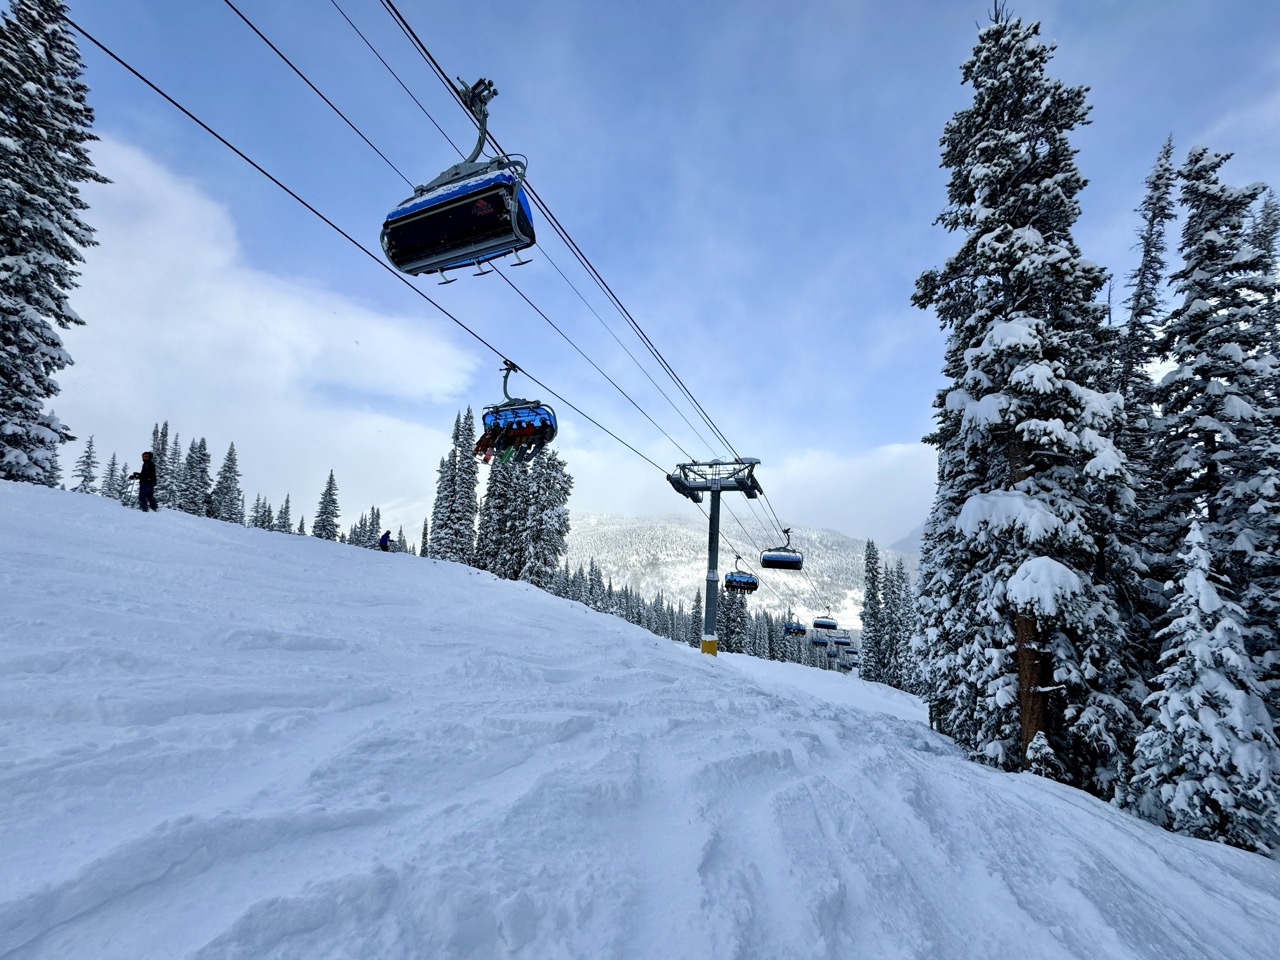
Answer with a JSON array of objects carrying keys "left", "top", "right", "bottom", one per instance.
[{"left": 55, "top": 0, "right": 1280, "bottom": 549}]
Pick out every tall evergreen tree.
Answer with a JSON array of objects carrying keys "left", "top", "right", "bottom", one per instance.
[
  {"left": 912, "top": 11, "right": 1135, "bottom": 788},
  {"left": 520, "top": 449, "right": 573, "bottom": 589},
  {"left": 427, "top": 446, "right": 460, "bottom": 561},
  {"left": 273, "top": 494, "right": 293, "bottom": 534},
  {"left": 179, "top": 438, "right": 211, "bottom": 516},
  {"left": 0, "top": 0, "right": 106, "bottom": 483},
  {"left": 1129, "top": 521, "right": 1280, "bottom": 854},
  {"left": 312, "top": 470, "right": 340, "bottom": 541},
  {"left": 450, "top": 408, "right": 479, "bottom": 565},
  {"left": 210, "top": 442, "right": 243, "bottom": 523},
  {"left": 881, "top": 559, "right": 918, "bottom": 691},
  {"left": 418, "top": 516, "right": 429, "bottom": 557},
  {"left": 1241, "top": 193, "right": 1280, "bottom": 726},
  {"left": 688, "top": 590, "right": 703, "bottom": 646},
  {"left": 1149, "top": 149, "right": 1280, "bottom": 696},
  {"left": 157, "top": 431, "right": 182, "bottom": 507},
  {"left": 474, "top": 457, "right": 522, "bottom": 577},
  {"left": 859, "top": 540, "right": 886, "bottom": 682},
  {"left": 70, "top": 434, "right": 97, "bottom": 493},
  {"left": 150, "top": 421, "right": 168, "bottom": 477},
  {"left": 116, "top": 459, "right": 133, "bottom": 507},
  {"left": 1117, "top": 137, "right": 1178, "bottom": 666},
  {"left": 100, "top": 450, "right": 120, "bottom": 499}
]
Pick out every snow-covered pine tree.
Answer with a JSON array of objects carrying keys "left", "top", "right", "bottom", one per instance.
[
  {"left": 157, "top": 431, "right": 182, "bottom": 507},
  {"left": 418, "top": 517, "right": 429, "bottom": 557},
  {"left": 395, "top": 526, "right": 407, "bottom": 553},
  {"left": 520, "top": 448, "right": 572, "bottom": 590},
  {"left": 273, "top": 494, "right": 292, "bottom": 534},
  {"left": 1149, "top": 148, "right": 1280, "bottom": 709},
  {"left": 427, "top": 445, "right": 460, "bottom": 561},
  {"left": 210, "top": 443, "right": 243, "bottom": 523},
  {"left": 100, "top": 451, "right": 120, "bottom": 499},
  {"left": 312, "top": 470, "right": 340, "bottom": 541},
  {"left": 1129, "top": 521, "right": 1280, "bottom": 855},
  {"left": 179, "top": 438, "right": 211, "bottom": 516},
  {"left": 296, "top": 515, "right": 306, "bottom": 536},
  {"left": 688, "top": 590, "right": 703, "bottom": 646},
  {"left": 1116, "top": 136, "right": 1178, "bottom": 669},
  {"left": 912, "top": 10, "right": 1135, "bottom": 788},
  {"left": 250, "top": 495, "right": 274, "bottom": 530},
  {"left": 1242, "top": 195, "right": 1280, "bottom": 728},
  {"left": 0, "top": 0, "right": 106, "bottom": 483},
  {"left": 150, "top": 422, "right": 168, "bottom": 476},
  {"left": 474, "top": 456, "right": 521, "bottom": 577},
  {"left": 70, "top": 434, "right": 97, "bottom": 493},
  {"left": 1248, "top": 191, "right": 1279, "bottom": 264},
  {"left": 716, "top": 588, "right": 749, "bottom": 654},
  {"left": 116, "top": 459, "right": 132, "bottom": 507},
  {"left": 548, "top": 558, "right": 570, "bottom": 598},
  {"left": 879, "top": 558, "right": 908, "bottom": 689},
  {"left": 587, "top": 560, "right": 606, "bottom": 612},
  {"left": 568, "top": 564, "right": 586, "bottom": 604},
  {"left": 859, "top": 540, "right": 886, "bottom": 682},
  {"left": 450, "top": 408, "right": 479, "bottom": 565},
  {"left": 38, "top": 427, "right": 60, "bottom": 486}
]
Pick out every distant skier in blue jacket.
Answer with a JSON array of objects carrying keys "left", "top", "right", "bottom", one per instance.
[{"left": 378, "top": 530, "right": 392, "bottom": 552}]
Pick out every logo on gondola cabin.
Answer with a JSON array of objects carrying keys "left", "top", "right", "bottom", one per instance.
[{"left": 471, "top": 197, "right": 495, "bottom": 216}]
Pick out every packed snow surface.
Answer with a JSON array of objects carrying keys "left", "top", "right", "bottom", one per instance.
[{"left": 2, "top": 481, "right": 1279, "bottom": 959}]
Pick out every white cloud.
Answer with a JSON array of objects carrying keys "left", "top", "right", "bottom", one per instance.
[
  {"left": 59, "top": 137, "right": 477, "bottom": 541},
  {"left": 767, "top": 443, "right": 937, "bottom": 545}
]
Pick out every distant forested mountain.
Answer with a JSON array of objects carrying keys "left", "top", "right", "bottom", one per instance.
[{"left": 564, "top": 513, "right": 919, "bottom": 629}]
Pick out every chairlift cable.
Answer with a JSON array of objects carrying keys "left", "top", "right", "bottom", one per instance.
[
  {"left": 537, "top": 245, "right": 721, "bottom": 455},
  {"left": 326, "top": 0, "right": 460, "bottom": 158},
  {"left": 491, "top": 264, "right": 699, "bottom": 462},
  {"left": 220, "top": 0, "right": 413, "bottom": 191}
]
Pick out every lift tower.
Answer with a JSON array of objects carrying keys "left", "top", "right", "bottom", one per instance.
[{"left": 667, "top": 459, "right": 764, "bottom": 655}]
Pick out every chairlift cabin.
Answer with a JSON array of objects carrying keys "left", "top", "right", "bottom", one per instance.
[
  {"left": 783, "top": 622, "right": 806, "bottom": 638},
  {"left": 810, "top": 637, "right": 829, "bottom": 647},
  {"left": 760, "top": 527, "right": 804, "bottom": 571},
  {"left": 381, "top": 78, "right": 535, "bottom": 280},
  {"left": 812, "top": 614, "right": 838, "bottom": 630}
]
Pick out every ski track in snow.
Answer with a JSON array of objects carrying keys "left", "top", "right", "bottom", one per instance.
[{"left": 2, "top": 482, "right": 1279, "bottom": 959}]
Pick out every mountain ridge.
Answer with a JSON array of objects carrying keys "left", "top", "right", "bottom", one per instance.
[{"left": 564, "top": 512, "right": 920, "bottom": 629}]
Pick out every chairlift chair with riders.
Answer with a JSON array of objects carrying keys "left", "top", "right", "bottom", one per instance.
[
  {"left": 474, "top": 361, "right": 558, "bottom": 463},
  {"left": 783, "top": 622, "right": 807, "bottom": 638},
  {"left": 381, "top": 78, "right": 536, "bottom": 280},
  {"left": 760, "top": 527, "right": 804, "bottom": 571},
  {"left": 723, "top": 556, "right": 759, "bottom": 594}
]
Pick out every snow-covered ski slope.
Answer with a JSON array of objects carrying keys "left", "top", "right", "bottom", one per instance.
[{"left": 2, "top": 481, "right": 1278, "bottom": 960}]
